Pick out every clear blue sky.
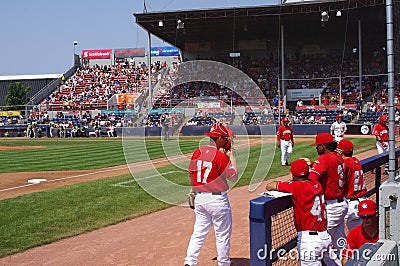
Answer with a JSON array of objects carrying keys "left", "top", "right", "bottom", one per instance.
[{"left": 0, "top": 0, "right": 276, "bottom": 76}]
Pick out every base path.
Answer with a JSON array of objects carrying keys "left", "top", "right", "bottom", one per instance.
[{"left": 0, "top": 148, "right": 379, "bottom": 266}]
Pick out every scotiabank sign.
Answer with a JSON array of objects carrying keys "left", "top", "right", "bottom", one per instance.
[
  {"left": 115, "top": 48, "right": 145, "bottom": 58},
  {"left": 82, "top": 49, "right": 112, "bottom": 59}
]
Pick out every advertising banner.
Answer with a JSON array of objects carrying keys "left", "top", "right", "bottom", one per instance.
[
  {"left": 287, "top": 88, "right": 323, "bottom": 101},
  {"left": 114, "top": 48, "right": 145, "bottom": 58},
  {"left": 0, "top": 111, "right": 20, "bottom": 116},
  {"left": 150, "top": 46, "right": 179, "bottom": 57},
  {"left": 82, "top": 49, "right": 112, "bottom": 59},
  {"left": 117, "top": 93, "right": 139, "bottom": 104}
]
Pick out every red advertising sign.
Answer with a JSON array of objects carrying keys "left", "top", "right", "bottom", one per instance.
[
  {"left": 114, "top": 48, "right": 145, "bottom": 58},
  {"left": 82, "top": 49, "right": 112, "bottom": 59}
]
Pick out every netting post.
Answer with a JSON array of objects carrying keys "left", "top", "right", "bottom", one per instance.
[{"left": 250, "top": 197, "right": 273, "bottom": 266}]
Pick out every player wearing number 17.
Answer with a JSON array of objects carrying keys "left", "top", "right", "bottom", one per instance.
[
  {"left": 266, "top": 159, "right": 332, "bottom": 265},
  {"left": 184, "top": 124, "right": 238, "bottom": 266}
]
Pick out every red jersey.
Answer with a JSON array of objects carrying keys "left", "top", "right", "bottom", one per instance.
[
  {"left": 309, "top": 152, "right": 345, "bottom": 200},
  {"left": 344, "top": 157, "right": 367, "bottom": 199},
  {"left": 277, "top": 125, "right": 294, "bottom": 142},
  {"left": 372, "top": 123, "right": 389, "bottom": 141},
  {"left": 341, "top": 223, "right": 379, "bottom": 258},
  {"left": 188, "top": 145, "right": 237, "bottom": 192},
  {"left": 276, "top": 180, "right": 327, "bottom": 232}
]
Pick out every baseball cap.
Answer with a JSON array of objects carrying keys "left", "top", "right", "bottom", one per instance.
[
  {"left": 205, "top": 124, "right": 230, "bottom": 138},
  {"left": 379, "top": 115, "right": 388, "bottom": 123},
  {"left": 290, "top": 159, "right": 309, "bottom": 177},
  {"left": 310, "top": 133, "right": 334, "bottom": 146},
  {"left": 358, "top": 200, "right": 377, "bottom": 216},
  {"left": 337, "top": 139, "right": 353, "bottom": 153}
]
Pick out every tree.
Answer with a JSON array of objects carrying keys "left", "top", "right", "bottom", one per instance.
[{"left": 5, "top": 82, "right": 30, "bottom": 111}]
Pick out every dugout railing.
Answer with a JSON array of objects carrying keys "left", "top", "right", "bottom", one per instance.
[{"left": 249, "top": 148, "right": 400, "bottom": 266}]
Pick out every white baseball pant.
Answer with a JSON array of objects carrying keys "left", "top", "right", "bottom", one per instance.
[
  {"left": 185, "top": 193, "right": 232, "bottom": 266},
  {"left": 323, "top": 199, "right": 348, "bottom": 266},
  {"left": 345, "top": 197, "right": 366, "bottom": 231},
  {"left": 280, "top": 139, "right": 292, "bottom": 166},
  {"left": 297, "top": 230, "right": 332, "bottom": 266},
  {"left": 376, "top": 141, "right": 389, "bottom": 171}
]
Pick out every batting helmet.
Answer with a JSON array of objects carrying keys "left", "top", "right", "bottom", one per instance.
[
  {"left": 379, "top": 115, "right": 388, "bottom": 123},
  {"left": 282, "top": 117, "right": 289, "bottom": 123},
  {"left": 336, "top": 114, "right": 343, "bottom": 120},
  {"left": 205, "top": 124, "right": 230, "bottom": 138}
]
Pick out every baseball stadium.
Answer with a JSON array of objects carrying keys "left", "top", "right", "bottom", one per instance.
[{"left": 1, "top": 0, "right": 400, "bottom": 265}]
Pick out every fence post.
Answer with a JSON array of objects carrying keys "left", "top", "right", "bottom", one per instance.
[
  {"left": 250, "top": 197, "right": 273, "bottom": 266},
  {"left": 375, "top": 166, "right": 382, "bottom": 204}
]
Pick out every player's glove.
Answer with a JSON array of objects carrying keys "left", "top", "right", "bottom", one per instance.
[
  {"left": 381, "top": 142, "right": 387, "bottom": 148},
  {"left": 187, "top": 192, "right": 196, "bottom": 209}
]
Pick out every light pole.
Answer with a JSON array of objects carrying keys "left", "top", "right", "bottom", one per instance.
[
  {"left": 73, "top": 41, "right": 78, "bottom": 55},
  {"left": 73, "top": 41, "right": 78, "bottom": 67}
]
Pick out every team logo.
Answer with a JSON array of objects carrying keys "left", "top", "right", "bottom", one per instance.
[{"left": 361, "top": 125, "right": 369, "bottom": 135}]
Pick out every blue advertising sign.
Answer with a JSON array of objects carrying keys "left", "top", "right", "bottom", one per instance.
[{"left": 150, "top": 46, "right": 180, "bottom": 57}]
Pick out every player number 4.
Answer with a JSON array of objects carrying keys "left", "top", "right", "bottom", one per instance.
[
  {"left": 310, "top": 195, "right": 325, "bottom": 221},
  {"left": 197, "top": 160, "right": 212, "bottom": 184}
]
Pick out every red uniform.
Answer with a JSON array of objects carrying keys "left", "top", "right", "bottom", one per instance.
[
  {"left": 341, "top": 223, "right": 379, "bottom": 258},
  {"left": 372, "top": 123, "right": 389, "bottom": 141},
  {"left": 188, "top": 145, "right": 237, "bottom": 192},
  {"left": 344, "top": 157, "right": 367, "bottom": 199},
  {"left": 309, "top": 152, "right": 345, "bottom": 200},
  {"left": 276, "top": 125, "right": 294, "bottom": 142},
  {"left": 276, "top": 180, "right": 327, "bottom": 232}
]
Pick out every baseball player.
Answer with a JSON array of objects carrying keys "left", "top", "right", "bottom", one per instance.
[
  {"left": 266, "top": 159, "right": 333, "bottom": 265},
  {"left": 341, "top": 200, "right": 378, "bottom": 265},
  {"left": 337, "top": 139, "right": 367, "bottom": 230},
  {"left": 330, "top": 114, "right": 347, "bottom": 142},
  {"left": 277, "top": 117, "right": 294, "bottom": 166},
  {"left": 304, "top": 133, "right": 348, "bottom": 264},
  {"left": 185, "top": 124, "right": 238, "bottom": 266},
  {"left": 49, "top": 121, "right": 55, "bottom": 138},
  {"left": 372, "top": 115, "right": 389, "bottom": 173}
]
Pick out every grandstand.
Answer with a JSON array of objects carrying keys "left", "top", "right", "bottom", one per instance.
[{"left": 1, "top": 0, "right": 399, "bottom": 137}]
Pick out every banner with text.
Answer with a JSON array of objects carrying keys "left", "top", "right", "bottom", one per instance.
[
  {"left": 114, "top": 48, "right": 145, "bottom": 58},
  {"left": 150, "top": 46, "right": 179, "bottom": 57},
  {"left": 82, "top": 49, "right": 112, "bottom": 59},
  {"left": 287, "top": 88, "right": 323, "bottom": 101}
]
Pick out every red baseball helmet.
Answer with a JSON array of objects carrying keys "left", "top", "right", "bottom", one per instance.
[
  {"left": 282, "top": 117, "right": 289, "bottom": 123},
  {"left": 379, "top": 115, "right": 388, "bottom": 123},
  {"left": 336, "top": 114, "right": 343, "bottom": 120},
  {"left": 205, "top": 124, "right": 230, "bottom": 138}
]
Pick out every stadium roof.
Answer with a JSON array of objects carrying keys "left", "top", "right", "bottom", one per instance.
[
  {"left": 134, "top": 0, "right": 385, "bottom": 49},
  {"left": 0, "top": 74, "right": 61, "bottom": 81}
]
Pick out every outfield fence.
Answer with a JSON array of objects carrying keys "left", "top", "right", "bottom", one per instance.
[{"left": 249, "top": 148, "right": 400, "bottom": 266}]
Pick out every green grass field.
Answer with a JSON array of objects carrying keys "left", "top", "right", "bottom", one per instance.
[{"left": 0, "top": 136, "right": 376, "bottom": 257}]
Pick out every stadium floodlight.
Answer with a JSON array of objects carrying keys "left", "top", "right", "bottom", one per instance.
[
  {"left": 336, "top": 10, "right": 342, "bottom": 17},
  {"left": 321, "top": 11, "right": 329, "bottom": 22},
  {"left": 73, "top": 41, "right": 78, "bottom": 55},
  {"left": 158, "top": 20, "right": 163, "bottom": 27},
  {"left": 177, "top": 19, "right": 184, "bottom": 29}
]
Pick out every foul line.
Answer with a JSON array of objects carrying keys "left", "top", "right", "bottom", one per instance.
[{"left": 0, "top": 139, "right": 263, "bottom": 193}]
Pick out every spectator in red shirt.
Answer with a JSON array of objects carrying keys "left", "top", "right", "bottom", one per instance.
[
  {"left": 341, "top": 200, "right": 379, "bottom": 265},
  {"left": 311, "top": 97, "right": 317, "bottom": 106}
]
